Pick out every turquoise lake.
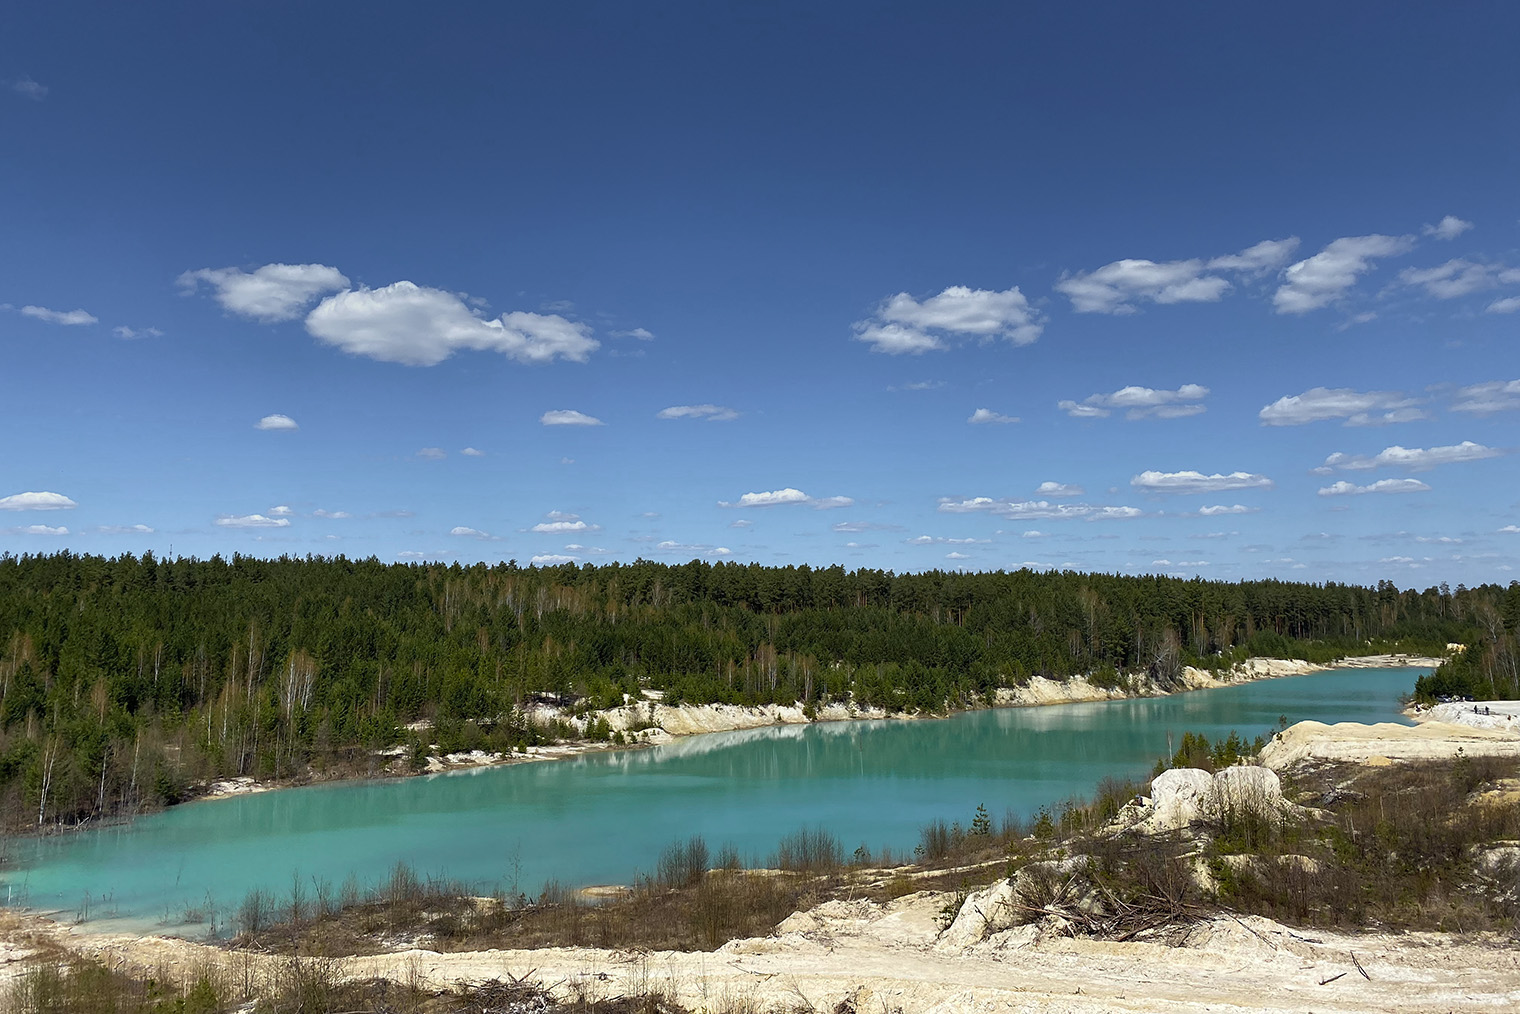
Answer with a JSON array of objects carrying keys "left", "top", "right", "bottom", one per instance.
[{"left": 2, "top": 666, "right": 1423, "bottom": 932}]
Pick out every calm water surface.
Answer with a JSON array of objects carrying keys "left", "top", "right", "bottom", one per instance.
[{"left": 3, "top": 666, "right": 1423, "bottom": 930}]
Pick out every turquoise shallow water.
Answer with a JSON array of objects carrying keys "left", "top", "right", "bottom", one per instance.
[{"left": 2, "top": 666, "right": 1422, "bottom": 932}]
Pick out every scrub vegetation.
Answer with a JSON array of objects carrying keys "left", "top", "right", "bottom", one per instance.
[{"left": 0, "top": 551, "right": 1507, "bottom": 831}]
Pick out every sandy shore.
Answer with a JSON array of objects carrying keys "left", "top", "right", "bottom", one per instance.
[
  {"left": 14, "top": 681, "right": 1520, "bottom": 1014},
  {"left": 7, "top": 884, "right": 1518, "bottom": 1014}
]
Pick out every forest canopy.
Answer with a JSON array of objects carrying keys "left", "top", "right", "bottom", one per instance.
[{"left": 0, "top": 551, "right": 1511, "bottom": 830}]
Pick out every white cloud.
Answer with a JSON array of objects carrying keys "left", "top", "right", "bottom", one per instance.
[
  {"left": 541, "top": 409, "right": 604, "bottom": 426},
  {"left": 718, "top": 488, "right": 853, "bottom": 509},
  {"left": 657, "top": 404, "right": 739, "bottom": 421},
  {"left": 1056, "top": 239, "right": 1297, "bottom": 314},
  {"left": 855, "top": 284, "right": 1043, "bottom": 354},
  {"left": 1318, "top": 479, "right": 1432, "bottom": 496},
  {"left": 1317, "top": 441, "right": 1502, "bottom": 472},
  {"left": 311, "top": 509, "right": 350, "bottom": 519},
  {"left": 730, "top": 519, "right": 754, "bottom": 528},
  {"left": 1488, "top": 296, "right": 1520, "bottom": 314},
  {"left": 97, "top": 524, "right": 155, "bottom": 535},
  {"left": 1059, "top": 384, "right": 1208, "bottom": 420},
  {"left": 610, "top": 327, "right": 655, "bottom": 340},
  {"left": 891, "top": 380, "right": 946, "bottom": 391},
  {"left": 655, "top": 540, "right": 733, "bottom": 558},
  {"left": 268, "top": 505, "right": 294, "bottom": 516},
  {"left": 1451, "top": 380, "right": 1520, "bottom": 414},
  {"left": 937, "top": 497, "right": 1143, "bottom": 521},
  {"left": 1197, "top": 504, "right": 1261, "bottom": 516},
  {"left": 20, "top": 305, "right": 97, "bottom": 326},
  {"left": 1131, "top": 470, "right": 1273, "bottom": 495},
  {"left": 112, "top": 326, "right": 162, "bottom": 339},
  {"left": 1021, "top": 530, "right": 1047, "bottom": 538},
  {"left": 307, "top": 280, "right": 597, "bottom": 365},
  {"left": 1398, "top": 259, "right": 1520, "bottom": 299},
  {"left": 1423, "top": 215, "right": 1473, "bottom": 241},
  {"left": 1500, "top": 525, "right": 1520, "bottom": 534},
  {"left": 417, "top": 447, "right": 447, "bottom": 460},
  {"left": 906, "top": 535, "right": 989, "bottom": 545},
  {"left": 450, "top": 526, "right": 496, "bottom": 539},
  {"left": 853, "top": 322, "right": 943, "bottom": 354},
  {"left": 16, "top": 524, "right": 68, "bottom": 536},
  {"left": 1273, "top": 234, "right": 1415, "bottom": 314},
  {"left": 531, "top": 519, "right": 600, "bottom": 534},
  {"left": 11, "top": 76, "right": 47, "bottom": 101},
  {"left": 530, "top": 554, "right": 577, "bottom": 566},
  {"left": 180, "top": 263, "right": 350, "bottom": 322},
  {"left": 215, "top": 514, "right": 291, "bottom": 528},
  {"left": 1258, "top": 387, "right": 1424, "bottom": 427},
  {"left": 460, "top": 447, "right": 485, "bottom": 456},
  {"left": 255, "top": 413, "right": 299, "bottom": 431},
  {"left": 945, "top": 551, "right": 972, "bottom": 560},
  {"left": 967, "top": 408, "right": 1018, "bottom": 424},
  {"left": 1035, "top": 482, "right": 1084, "bottom": 498},
  {"left": 0, "top": 491, "right": 77, "bottom": 511}
]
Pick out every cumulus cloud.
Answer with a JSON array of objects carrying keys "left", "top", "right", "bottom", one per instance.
[
  {"left": 718, "top": 488, "right": 852, "bottom": 509},
  {"left": 0, "top": 491, "right": 77, "bottom": 511},
  {"left": 311, "top": 509, "right": 350, "bottom": 519},
  {"left": 255, "top": 413, "right": 299, "bottom": 431},
  {"left": 308, "top": 281, "right": 596, "bottom": 366},
  {"left": 1131, "top": 471, "right": 1273, "bottom": 495},
  {"left": 416, "top": 447, "right": 447, "bottom": 460},
  {"left": 531, "top": 519, "right": 600, "bottom": 534},
  {"left": 1318, "top": 479, "right": 1432, "bottom": 496},
  {"left": 530, "top": 554, "right": 577, "bottom": 565},
  {"left": 20, "top": 305, "right": 97, "bottom": 326},
  {"left": 657, "top": 404, "right": 739, "bottom": 421},
  {"left": 1273, "top": 234, "right": 1415, "bottom": 314},
  {"left": 1258, "top": 387, "right": 1424, "bottom": 427},
  {"left": 1423, "top": 215, "right": 1474, "bottom": 241},
  {"left": 450, "top": 526, "right": 498, "bottom": 540},
  {"left": 945, "top": 551, "right": 972, "bottom": 561},
  {"left": 11, "top": 76, "right": 47, "bottom": 101},
  {"left": 1488, "top": 296, "right": 1520, "bottom": 314},
  {"left": 1056, "top": 239, "right": 1298, "bottom": 314},
  {"left": 937, "top": 497, "right": 1143, "bottom": 521},
  {"left": 967, "top": 408, "right": 1019, "bottom": 424},
  {"left": 541, "top": 409, "right": 604, "bottom": 426},
  {"left": 1452, "top": 380, "right": 1520, "bottom": 414},
  {"left": 15, "top": 524, "right": 68, "bottom": 536},
  {"left": 1197, "top": 504, "right": 1261, "bottom": 516},
  {"left": 112, "top": 326, "right": 162, "bottom": 339},
  {"left": 1059, "top": 384, "right": 1208, "bottom": 420},
  {"left": 268, "top": 505, "right": 295, "bottom": 516},
  {"left": 460, "top": 447, "right": 485, "bottom": 456},
  {"left": 730, "top": 519, "right": 754, "bottom": 529},
  {"left": 655, "top": 540, "right": 733, "bottom": 558},
  {"left": 610, "top": 327, "right": 655, "bottom": 340},
  {"left": 1035, "top": 482, "right": 1084, "bottom": 498},
  {"left": 97, "top": 524, "right": 155, "bottom": 535},
  {"left": 1398, "top": 259, "right": 1520, "bottom": 299},
  {"left": 180, "top": 263, "right": 350, "bottom": 322},
  {"left": 1500, "top": 525, "right": 1520, "bottom": 534},
  {"left": 1316, "top": 441, "right": 1502, "bottom": 472},
  {"left": 854, "top": 284, "right": 1044, "bottom": 353},
  {"left": 215, "top": 514, "right": 291, "bottom": 528}
]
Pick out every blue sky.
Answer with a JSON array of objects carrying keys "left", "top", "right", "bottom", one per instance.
[{"left": 3, "top": 1, "right": 1518, "bottom": 587}]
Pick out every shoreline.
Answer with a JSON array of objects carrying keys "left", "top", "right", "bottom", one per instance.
[
  {"left": 8, "top": 697, "right": 1520, "bottom": 1014},
  {"left": 181, "top": 652, "right": 1443, "bottom": 802}
]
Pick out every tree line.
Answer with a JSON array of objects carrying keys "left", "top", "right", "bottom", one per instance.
[{"left": 0, "top": 551, "right": 1506, "bottom": 830}]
